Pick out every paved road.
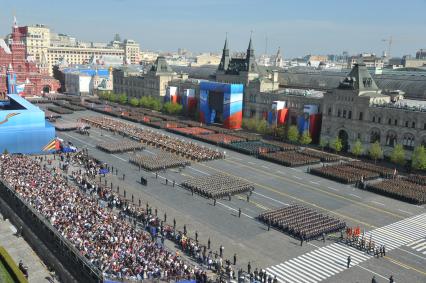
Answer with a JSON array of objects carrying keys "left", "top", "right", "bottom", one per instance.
[
  {"left": 0, "top": 213, "right": 55, "bottom": 283},
  {"left": 46, "top": 106, "right": 426, "bottom": 283}
]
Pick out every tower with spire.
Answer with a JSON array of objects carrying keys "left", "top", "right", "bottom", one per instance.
[
  {"left": 218, "top": 36, "right": 230, "bottom": 71},
  {"left": 216, "top": 35, "right": 260, "bottom": 85},
  {"left": 274, "top": 47, "right": 283, "bottom": 68}
]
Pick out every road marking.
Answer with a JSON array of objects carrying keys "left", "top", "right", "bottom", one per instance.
[
  {"left": 266, "top": 213, "right": 426, "bottom": 282},
  {"left": 217, "top": 201, "right": 254, "bottom": 219},
  {"left": 252, "top": 191, "right": 289, "bottom": 206},
  {"left": 293, "top": 175, "right": 302, "bottom": 180},
  {"left": 111, "top": 154, "right": 127, "bottom": 162},
  {"left": 188, "top": 166, "right": 210, "bottom": 175},
  {"left": 144, "top": 149, "right": 155, "bottom": 155},
  {"left": 248, "top": 161, "right": 256, "bottom": 165},
  {"left": 60, "top": 132, "right": 94, "bottom": 147},
  {"left": 310, "top": 181, "right": 320, "bottom": 185},
  {"left": 398, "top": 209, "right": 413, "bottom": 215},
  {"left": 327, "top": 186, "right": 338, "bottom": 191},
  {"left": 355, "top": 265, "right": 389, "bottom": 281},
  {"left": 199, "top": 162, "right": 377, "bottom": 228},
  {"left": 289, "top": 168, "right": 299, "bottom": 172},
  {"left": 370, "top": 201, "right": 385, "bottom": 206},
  {"left": 384, "top": 256, "right": 426, "bottom": 276},
  {"left": 349, "top": 193, "right": 361, "bottom": 199},
  {"left": 261, "top": 165, "right": 269, "bottom": 169},
  {"left": 223, "top": 158, "right": 405, "bottom": 220},
  {"left": 230, "top": 157, "right": 243, "bottom": 161}
]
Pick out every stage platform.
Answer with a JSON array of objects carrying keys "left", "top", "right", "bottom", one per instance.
[{"left": 0, "top": 94, "right": 55, "bottom": 154}]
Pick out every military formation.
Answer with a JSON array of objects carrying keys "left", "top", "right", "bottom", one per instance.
[
  {"left": 129, "top": 152, "right": 190, "bottom": 171},
  {"left": 181, "top": 173, "right": 255, "bottom": 199},
  {"left": 260, "top": 151, "right": 320, "bottom": 167},
  {"left": 310, "top": 163, "right": 379, "bottom": 184},
  {"left": 364, "top": 178, "right": 426, "bottom": 204},
  {"left": 81, "top": 116, "right": 225, "bottom": 161},
  {"left": 258, "top": 204, "right": 346, "bottom": 242},
  {"left": 96, "top": 140, "right": 145, "bottom": 153}
]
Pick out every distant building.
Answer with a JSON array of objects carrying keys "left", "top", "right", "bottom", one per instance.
[
  {"left": 11, "top": 19, "right": 141, "bottom": 75},
  {"left": 403, "top": 50, "right": 426, "bottom": 67},
  {"left": 0, "top": 18, "right": 59, "bottom": 97},
  {"left": 216, "top": 37, "right": 260, "bottom": 85},
  {"left": 348, "top": 54, "right": 384, "bottom": 68},
  {"left": 192, "top": 53, "right": 221, "bottom": 66},
  {"left": 113, "top": 56, "right": 187, "bottom": 98},
  {"left": 64, "top": 67, "right": 113, "bottom": 96}
]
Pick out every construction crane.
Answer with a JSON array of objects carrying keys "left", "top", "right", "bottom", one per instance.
[{"left": 382, "top": 36, "right": 393, "bottom": 58}]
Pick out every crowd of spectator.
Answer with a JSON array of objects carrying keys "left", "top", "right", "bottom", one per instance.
[
  {"left": 181, "top": 173, "right": 255, "bottom": 199},
  {"left": 259, "top": 151, "right": 320, "bottom": 167},
  {"left": 130, "top": 152, "right": 190, "bottom": 171},
  {"left": 364, "top": 178, "right": 426, "bottom": 204},
  {"left": 96, "top": 141, "right": 145, "bottom": 153},
  {"left": 258, "top": 205, "right": 346, "bottom": 241},
  {"left": 310, "top": 163, "right": 379, "bottom": 184},
  {"left": 0, "top": 154, "right": 202, "bottom": 281},
  {"left": 81, "top": 116, "right": 225, "bottom": 161}
]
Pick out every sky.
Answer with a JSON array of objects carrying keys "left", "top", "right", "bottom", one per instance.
[{"left": 1, "top": 0, "right": 426, "bottom": 58}]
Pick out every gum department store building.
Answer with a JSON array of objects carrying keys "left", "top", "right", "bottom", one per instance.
[{"left": 168, "top": 38, "right": 426, "bottom": 157}]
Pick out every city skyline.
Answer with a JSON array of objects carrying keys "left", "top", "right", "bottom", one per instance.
[{"left": 1, "top": 0, "right": 426, "bottom": 57}]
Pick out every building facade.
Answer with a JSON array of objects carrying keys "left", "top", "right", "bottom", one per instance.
[
  {"left": 64, "top": 67, "right": 113, "bottom": 96},
  {"left": 12, "top": 19, "right": 141, "bottom": 75},
  {"left": 113, "top": 56, "right": 185, "bottom": 98},
  {"left": 215, "top": 37, "right": 260, "bottom": 85},
  {"left": 0, "top": 19, "right": 59, "bottom": 97}
]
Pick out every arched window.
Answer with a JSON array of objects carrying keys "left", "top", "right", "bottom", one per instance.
[
  {"left": 402, "top": 133, "right": 415, "bottom": 150},
  {"left": 370, "top": 129, "right": 381, "bottom": 143},
  {"left": 385, "top": 131, "right": 397, "bottom": 147}
]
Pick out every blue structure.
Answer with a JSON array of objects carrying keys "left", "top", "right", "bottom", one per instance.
[
  {"left": 0, "top": 94, "right": 56, "bottom": 154},
  {"left": 199, "top": 81, "right": 244, "bottom": 129}
]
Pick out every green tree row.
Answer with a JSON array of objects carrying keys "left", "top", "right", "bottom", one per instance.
[
  {"left": 98, "top": 91, "right": 182, "bottom": 114},
  {"left": 323, "top": 137, "right": 426, "bottom": 170}
]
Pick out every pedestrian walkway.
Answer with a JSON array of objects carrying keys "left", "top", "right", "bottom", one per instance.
[
  {"left": 265, "top": 212, "right": 426, "bottom": 283},
  {"left": 406, "top": 238, "right": 426, "bottom": 255}
]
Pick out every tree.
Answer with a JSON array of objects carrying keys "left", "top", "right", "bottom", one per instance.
[
  {"left": 411, "top": 145, "right": 426, "bottom": 170},
  {"left": 163, "top": 102, "right": 183, "bottom": 115},
  {"left": 3, "top": 148, "right": 9, "bottom": 155},
  {"left": 276, "top": 127, "right": 286, "bottom": 140},
  {"left": 299, "top": 131, "right": 312, "bottom": 145},
  {"left": 287, "top": 125, "right": 299, "bottom": 143},
  {"left": 351, "top": 139, "right": 364, "bottom": 157},
  {"left": 117, "top": 93, "right": 128, "bottom": 105},
  {"left": 256, "top": 119, "right": 269, "bottom": 135},
  {"left": 319, "top": 139, "right": 328, "bottom": 150},
  {"left": 107, "top": 92, "right": 117, "bottom": 103},
  {"left": 332, "top": 137, "right": 343, "bottom": 153},
  {"left": 390, "top": 144, "right": 406, "bottom": 166},
  {"left": 129, "top": 97, "right": 139, "bottom": 107},
  {"left": 369, "top": 141, "right": 383, "bottom": 163}
]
